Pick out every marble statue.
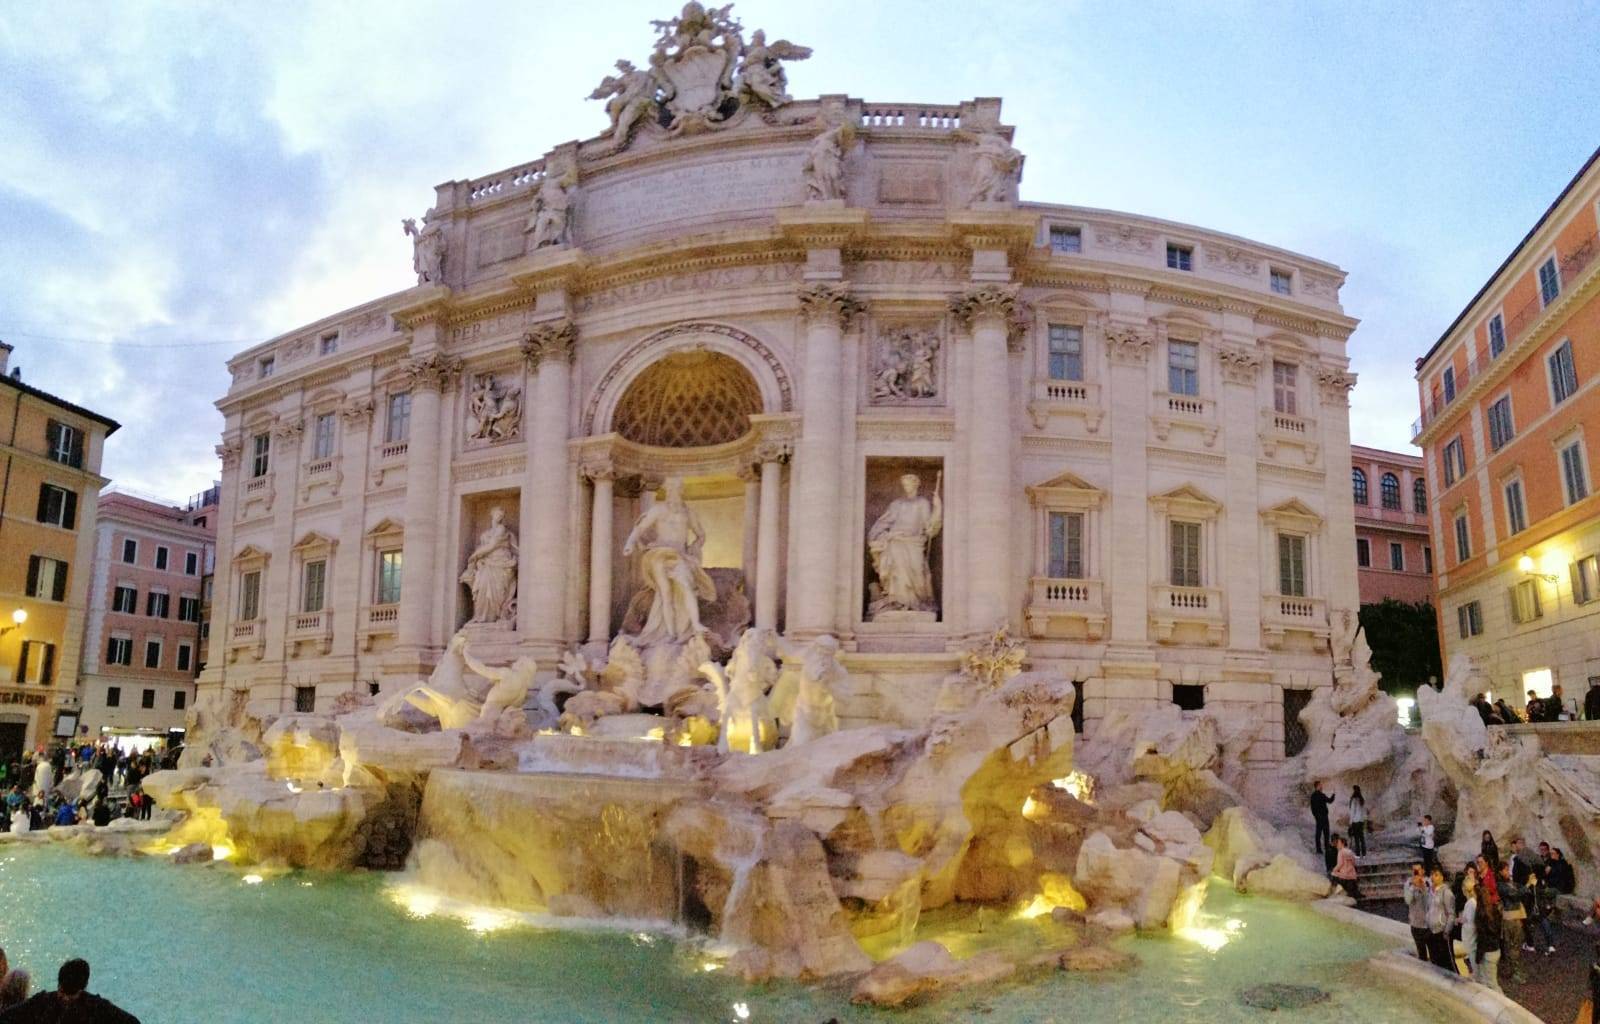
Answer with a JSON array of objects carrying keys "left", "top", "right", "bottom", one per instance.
[
  {"left": 649, "top": 2, "right": 743, "bottom": 130},
  {"left": 788, "top": 634, "right": 842, "bottom": 746},
  {"left": 801, "top": 123, "right": 853, "bottom": 202},
  {"left": 32, "top": 759, "right": 54, "bottom": 800},
  {"left": 871, "top": 328, "right": 939, "bottom": 401},
  {"left": 699, "top": 627, "right": 778, "bottom": 754},
  {"left": 402, "top": 211, "right": 446, "bottom": 284},
  {"left": 466, "top": 374, "right": 522, "bottom": 443},
  {"left": 524, "top": 170, "right": 575, "bottom": 249},
  {"left": 735, "top": 28, "right": 810, "bottom": 108},
  {"left": 867, "top": 472, "right": 943, "bottom": 618},
  {"left": 622, "top": 476, "right": 716, "bottom": 643},
  {"left": 460, "top": 507, "right": 519, "bottom": 624},
  {"left": 397, "top": 634, "right": 482, "bottom": 730},
  {"left": 589, "top": 60, "right": 659, "bottom": 143},
  {"left": 963, "top": 129, "right": 1023, "bottom": 205},
  {"left": 458, "top": 641, "right": 536, "bottom": 724}
]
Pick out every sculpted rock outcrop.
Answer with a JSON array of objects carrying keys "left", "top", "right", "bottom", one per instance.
[{"left": 1076, "top": 703, "right": 1257, "bottom": 827}]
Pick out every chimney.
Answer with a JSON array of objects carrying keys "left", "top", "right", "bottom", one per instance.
[{"left": 0, "top": 341, "right": 11, "bottom": 377}]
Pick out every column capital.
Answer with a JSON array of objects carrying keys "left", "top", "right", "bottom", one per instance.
[
  {"left": 403, "top": 353, "right": 463, "bottom": 391},
  {"left": 580, "top": 457, "right": 616, "bottom": 482},
  {"left": 755, "top": 440, "right": 793, "bottom": 466},
  {"left": 1217, "top": 345, "right": 1263, "bottom": 386},
  {"left": 339, "top": 396, "right": 376, "bottom": 424},
  {"left": 797, "top": 282, "right": 864, "bottom": 328},
  {"left": 271, "top": 418, "right": 305, "bottom": 440},
  {"left": 216, "top": 440, "right": 241, "bottom": 469},
  {"left": 521, "top": 319, "right": 578, "bottom": 371},
  {"left": 1103, "top": 323, "right": 1154, "bottom": 365},
  {"left": 736, "top": 463, "right": 761, "bottom": 484},
  {"left": 1315, "top": 367, "right": 1357, "bottom": 405},
  {"left": 948, "top": 283, "right": 1019, "bottom": 327}
]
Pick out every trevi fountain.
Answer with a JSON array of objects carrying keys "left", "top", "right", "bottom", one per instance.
[{"left": 5, "top": 5, "right": 1595, "bottom": 1022}]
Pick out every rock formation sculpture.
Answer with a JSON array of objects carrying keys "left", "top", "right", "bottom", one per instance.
[
  {"left": 459, "top": 507, "right": 518, "bottom": 624},
  {"left": 866, "top": 471, "right": 942, "bottom": 619}
]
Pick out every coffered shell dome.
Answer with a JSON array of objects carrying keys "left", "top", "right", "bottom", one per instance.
[{"left": 611, "top": 350, "right": 762, "bottom": 448}]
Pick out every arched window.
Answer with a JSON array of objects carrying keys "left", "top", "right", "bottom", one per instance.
[
  {"left": 1351, "top": 468, "right": 1368, "bottom": 506},
  {"left": 1413, "top": 478, "right": 1428, "bottom": 513},
  {"left": 1380, "top": 473, "right": 1401, "bottom": 510}
]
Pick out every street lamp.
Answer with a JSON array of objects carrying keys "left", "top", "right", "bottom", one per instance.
[
  {"left": 0, "top": 608, "right": 25, "bottom": 637},
  {"left": 1517, "top": 555, "right": 1560, "bottom": 583}
]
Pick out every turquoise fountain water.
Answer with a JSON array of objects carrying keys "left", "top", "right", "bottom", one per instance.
[{"left": 0, "top": 844, "right": 1458, "bottom": 1023}]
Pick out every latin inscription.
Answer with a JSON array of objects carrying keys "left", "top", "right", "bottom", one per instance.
[{"left": 580, "top": 154, "right": 801, "bottom": 242}]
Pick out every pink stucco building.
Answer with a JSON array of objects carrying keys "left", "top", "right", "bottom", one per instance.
[{"left": 1350, "top": 445, "right": 1435, "bottom": 606}]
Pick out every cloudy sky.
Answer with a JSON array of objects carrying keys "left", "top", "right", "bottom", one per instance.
[{"left": 3, "top": 2, "right": 1598, "bottom": 497}]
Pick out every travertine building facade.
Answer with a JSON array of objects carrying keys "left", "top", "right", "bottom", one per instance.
[{"left": 201, "top": 19, "right": 1360, "bottom": 795}]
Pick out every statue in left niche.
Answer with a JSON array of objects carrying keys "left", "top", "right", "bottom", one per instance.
[
  {"left": 460, "top": 506, "right": 519, "bottom": 625},
  {"left": 467, "top": 374, "right": 522, "bottom": 443},
  {"left": 524, "top": 169, "right": 577, "bottom": 250},
  {"left": 622, "top": 476, "right": 716, "bottom": 644},
  {"left": 402, "top": 210, "right": 446, "bottom": 285}
]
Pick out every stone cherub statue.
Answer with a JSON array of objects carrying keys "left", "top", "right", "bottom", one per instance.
[
  {"left": 622, "top": 476, "right": 716, "bottom": 644},
  {"left": 867, "top": 471, "right": 943, "bottom": 618},
  {"left": 735, "top": 28, "right": 811, "bottom": 108},
  {"left": 402, "top": 210, "right": 446, "bottom": 284},
  {"left": 699, "top": 627, "right": 779, "bottom": 754},
  {"left": 801, "top": 122, "right": 854, "bottom": 202},
  {"left": 962, "top": 129, "right": 1023, "bottom": 205},
  {"left": 460, "top": 506, "right": 518, "bottom": 624},
  {"left": 590, "top": 59, "right": 659, "bottom": 142},
  {"left": 524, "top": 169, "right": 576, "bottom": 249}
]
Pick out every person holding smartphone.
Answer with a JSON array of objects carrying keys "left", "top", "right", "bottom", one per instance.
[{"left": 1404, "top": 862, "right": 1431, "bottom": 960}]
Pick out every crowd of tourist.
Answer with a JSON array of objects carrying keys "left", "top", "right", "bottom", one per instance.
[
  {"left": 0, "top": 951, "right": 139, "bottom": 1023},
  {"left": 1470, "top": 678, "right": 1600, "bottom": 726},
  {"left": 0, "top": 741, "right": 171, "bottom": 835}
]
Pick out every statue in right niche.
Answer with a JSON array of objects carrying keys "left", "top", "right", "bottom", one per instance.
[{"left": 867, "top": 471, "right": 942, "bottom": 619}]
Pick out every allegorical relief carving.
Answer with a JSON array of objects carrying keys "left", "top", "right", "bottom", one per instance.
[
  {"left": 466, "top": 373, "right": 523, "bottom": 444},
  {"left": 870, "top": 326, "right": 941, "bottom": 404},
  {"left": 402, "top": 209, "right": 446, "bottom": 285}
]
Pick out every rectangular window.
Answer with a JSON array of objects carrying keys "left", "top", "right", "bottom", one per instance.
[
  {"left": 1488, "top": 314, "right": 1506, "bottom": 358},
  {"left": 106, "top": 686, "right": 121, "bottom": 708},
  {"left": 112, "top": 585, "right": 138, "bottom": 614},
  {"left": 302, "top": 559, "right": 327, "bottom": 613},
  {"left": 25, "top": 556, "right": 68, "bottom": 602},
  {"left": 174, "top": 690, "right": 188, "bottom": 710},
  {"left": 1269, "top": 268, "right": 1293, "bottom": 295},
  {"left": 176, "top": 643, "right": 193, "bottom": 673},
  {"left": 1549, "top": 340, "right": 1579, "bottom": 403},
  {"left": 1048, "top": 226, "right": 1082, "bottom": 254},
  {"left": 1487, "top": 396, "right": 1514, "bottom": 451},
  {"left": 1511, "top": 579, "right": 1542, "bottom": 624},
  {"left": 1457, "top": 601, "right": 1483, "bottom": 638},
  {"left": 145, "top": 591, "right": 170, "bottom": 619},
  {"left": 144, "top": 640, "right": 162, "bottom": 669},
  {"left": 1169, "top": 521, "right": 1201, "bottom": 588},
  {"left": 1443, "top": 437, "right": 1466, "bottom": 485},
  {"left": 295, "top": 686, "right": 317, "bottom": 713},
  {"left": 1423, "top": 546, "right": 1433, "bottom": 573},
  {"left": 386, "top": 392, "right": 412, "bottom": 444},
  {"left": 35, "top": 484, "right": 77, "bottom": 529},
  {"left": 1168, "top": 340, "right": 1199, "bottom": 396},
  {"left": 1047, "top": 511, "right": 1084, "bottom": 579},
  {"left": 1539, "top": 256, "right": 1560, "bottom": 306},
  {"left": 1272, "top": 361, "right": 1297, "bottom": 415},
  {"left": 319, "top": 331, "right": 339, "bottom": 355},
  {"left": 251, "top": 433, "right": 271, "bottom": 478},
  {"left": 1277, "top": 534, "right": 1307, "bottom": 596},
  {"left": 377, "top": 550, "right": 403, "bottom": 605},
  {"left": 1389, "top": 542, "right": 1405, "bottom": 571},
  {"left": 1282, "top": 689, "right": 1312, "bottom": 756},
  {"left": 1171, "top": 684, "right": 1206, "bottom": 711},
  {"left": 155, "top": 546, "right": 169, "bottom": 571},
  {"left": 1560, "top": 441, "right": 1589, "bottom": 505},
  {"left": 141, "top": 688, "right": 156, "bottom": 709},
  {"left": 1356, "top": 537, "right": 1370, "bottom": 567},
  {"left": 1166, "top": 243, "right": 1193, "bottom": 271},
  {"left": 312, "top": 412, "right": 336, "bottom": 459},
  {"left": 1047, "top": 324, "right": 1084, "bottom": 382},
  {"left": 240, "top": 570, "right": 262, "bottom": 620},
  {"left": 45, "top": 420, "right": 83, "bottom": 468},
  {"left": 1505, "top": 479, "right": 1527, "bottom": 534},
  {"left": 260, "top": 356, "right": 276, "bottom": 378},
  {"left": 1454, "top": 513, "right": 1471, "bottom": 562},
  {"left": 1442, "top": 366, "right": 1456, "bottom": 403},
  {"left": 1572, "top": 554, "right": 1599, "bottom": 605},
  {"left": 14, "top": 641, "right": 55, "bottom": 685},
  {"left": 106, "top": 637, "right": 132, "bottom": 667},
  {"left": 185, "top": 551, "right": 199, "bottom": 576},
  {"left": 178, "top": 596, "right": 200, "bottom": 623},
  {"left": 121, "top": 538, "right": 138, "bottom": 564}
]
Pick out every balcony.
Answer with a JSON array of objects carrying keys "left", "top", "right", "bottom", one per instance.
[
  {"left": 1150, "top": 585, "right": 1225, "bottom": 646},
  {"left": 1024, "top": 577, "right": 1106, "bottom": 640},
  {"left": 226, "top": 619, "right": 265, "bottom": 663},
  {"left": 360, "top": 603, "right": 400, "bottom": 651},
  {"left": 1026, "top": 378, "right": 1103, "bottom": 431},
  {"left": 378, "top": 440, "right": 409, "bottom": 461},
  {"left": 289, "top": 608, "right": 334, "bottom": 655},
  {"left": 1260, "top": 409, "right": 1320, "bottom": 464},
  {"left": 1151, "top": 393, "right": 1218, "bottom": 447},
  {"left": 1261, "top": 594, "right": 1330, "bottom": 649}
]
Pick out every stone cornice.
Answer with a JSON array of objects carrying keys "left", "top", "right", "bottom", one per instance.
[
  {"left": 390, "top": 285, "right": 453, "bottom": 330},
  {"left": 776, "top": 203, "right": 871, "bottom": 248}
]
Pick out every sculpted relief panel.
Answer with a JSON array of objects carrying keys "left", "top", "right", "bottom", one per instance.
[
  {"left": 466, "top": 372, "right": 523, "bottom": 445},
  {"left": 869, "top": 325, "right": 942, "bottom": 405}
]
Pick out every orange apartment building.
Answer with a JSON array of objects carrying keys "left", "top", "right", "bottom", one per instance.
[
  {"left": 78, "top": 488, "right": 217, "bottom": 748},
  {"left": 1350, "top": 444, "right": 1434, "bottom": 605},
  {"left": 0, "top": 342, "right": 120, "bottom": 761},
  {"left": 1414, "top": 145, "right": 1600, "bottom": 716}
]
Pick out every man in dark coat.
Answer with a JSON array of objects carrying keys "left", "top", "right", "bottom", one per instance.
[
  {"left": 1310, "top": 780, "right": 1334, "bottom": 854},
  {"left": 0, "top": 959, "right": 139, "bottom": 1023}
]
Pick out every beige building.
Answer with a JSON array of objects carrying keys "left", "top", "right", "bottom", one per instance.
[
  {"left": 78, "top": 488, "right": 217, "bottom": 746},
  {"left": 200, "top": 34, "right": 1360, "bottom": 799}
]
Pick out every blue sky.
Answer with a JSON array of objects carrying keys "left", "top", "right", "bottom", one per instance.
[{"left": 3, "top": 1, "right": 1598, "bottom": 496}]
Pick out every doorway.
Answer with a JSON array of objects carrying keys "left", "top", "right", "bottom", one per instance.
[{"left": 0, "top": 718, "right": 27, "bottom": 763}]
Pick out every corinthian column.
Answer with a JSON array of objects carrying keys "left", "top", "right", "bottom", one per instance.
[
  {"left": 790, "top": 283, "right": 863, "bottom": 635},
  {"left": 520, "top": 319, "right": 578, "bottom": 646},
  {"left": 950, "top": 284, "right": 1019, "bottom": 631},
  {"left": 397, "top": 352, "right": 460, "bottom": 652},
  {"left": 754, "top": 442, "right": 790, "bottom": 631},
  {"left": 583, "top": 459, "right": 615, "bottom": 645}
]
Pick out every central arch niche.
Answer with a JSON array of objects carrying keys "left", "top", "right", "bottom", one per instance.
[{"left": 610, "top": 350, "right": 762, "bottom": 448}]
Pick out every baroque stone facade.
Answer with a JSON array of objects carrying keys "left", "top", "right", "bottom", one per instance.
[{"left": 202, "top": 26, "right": 1359, "bottom": 798}]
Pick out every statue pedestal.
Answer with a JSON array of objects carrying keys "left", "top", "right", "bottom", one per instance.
[{"left": 870, "top": 609, "right": 937, "bottom": 624}]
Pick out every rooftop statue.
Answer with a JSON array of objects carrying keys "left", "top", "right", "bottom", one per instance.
[
  {"left": 401, "top": 210, "right": 446, "bottom": 284},
  {"left": 589, "top": 60, "right": 659, "bottom": 144},
  {"left": 801, "top": 122, "right": 854, "bottom": 202},
  {"left": 735, "top": 29, "right": 810, "bottom": 109},
  {"left": 524, "top": 169, "right": 576, "bottom": 249},
  {"left": 960, "top": 128, "right": 1024, "bottom": 205}
]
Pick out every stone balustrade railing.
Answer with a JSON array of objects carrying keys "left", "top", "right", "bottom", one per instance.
[{"left": 858, "top": 103, "right": 962, "bottom": 130}]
